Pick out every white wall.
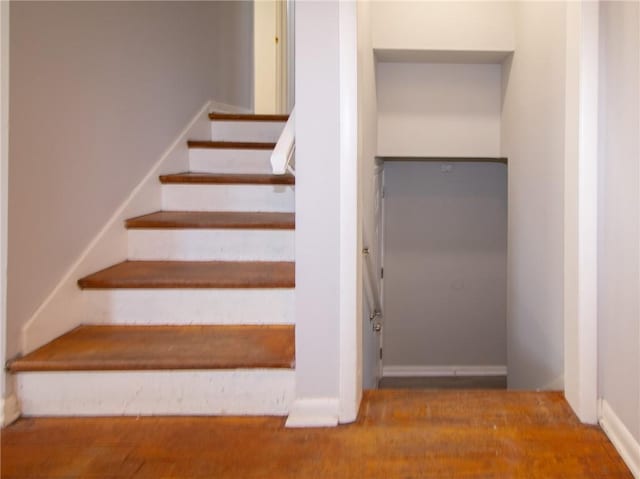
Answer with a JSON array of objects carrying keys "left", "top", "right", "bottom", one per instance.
[
  {"left": 377, "top": 62, "right": 503, "bottom": 157},
  {"left": 382, "top": 161, "right": 507, "bottom": 369},
  {"left": 7, "top": 1, "right": 253, "bottom": 371},
  {"left": 290, "top": 0, "right": 341, "bottom": 426},
  {"left": 598, "top": 0, "right": 640, "bottom": 443},
  {"left": 372, "top": 1, "right": 515, "bottom": 54},
  {"left": 501, "top": 2, "right": 567, "bottom": 390}
]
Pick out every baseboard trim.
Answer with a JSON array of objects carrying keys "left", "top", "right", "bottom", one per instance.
[
  {"left": 285, "top": 398, "right": 340, "bottom": 428},
  {"left": 598, "top": 399, "right": 640, "bottom": 478},
  {"left": 382, "top": 365, "right": 507, "bottom": 378},
  {"left": 209, "top": 100, "right": 252, "bottom": 114},
  {"left": 21, "top": 100, "right": 214, "bottom": 353},
  {"left": 1, "top": 394, "right": 20, "bottom": 426}
]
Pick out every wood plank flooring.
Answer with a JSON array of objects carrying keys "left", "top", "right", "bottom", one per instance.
[
  {"left": 158, "top": 172, "right": 295, "bottom": 185},
  {"left": 1, "top": 390, "right": 633, "bottom": 479},
  {"left": 7, "top": 325, "right": 295, "bottom": 372}
]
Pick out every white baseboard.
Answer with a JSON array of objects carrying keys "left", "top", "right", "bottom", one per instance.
[
  {"left": 382, "top": 365, "right": 507, "bottom": 378},
  {"left": 21, "top": 100, "right": 216, "bottom": 353},
  {"left": 598, "top": 399, "right": 640, "bottom": 478},
  {"left": 1, "top": 394, "right": 20, "bottom": 426},
  {"left": 285, "top": 398, "right": 340, "bottom": 428},
  {"left": 209, "top": 100, "right": 252, "bottom": 114}
]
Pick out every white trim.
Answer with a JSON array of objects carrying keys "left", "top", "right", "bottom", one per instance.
[
  {"left": 1, "top": 394, "right": 20, "bottom": 427},
  {"left": 563, "top": 1, "right": 599, "bottom": 424},
  {"left": 21, "top": 100, "right": 214, "bottom": 353},
  {"left": 208, "top": 100, "right": 252, "bottom": 115},
  {"left": 17, "top": 370, "right": 294, "bottom": 417},
  {"left": 285, "top": 398, "right": 340, "bottom": 428},
  {"left": 382, "top": 365, "right": 507, "bottom": 378},
  {"left": 598, "top": 399, "right": 640, "bottom": 478},
  {"left": 338, "top": 0, "right": 360, "bottom": 424}
]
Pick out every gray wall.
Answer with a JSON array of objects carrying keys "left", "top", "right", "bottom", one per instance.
[
  {"left": 383, "top": 161, "right": 507, "bottom": 368},
  {"left": 7, "top": 1, "right": 253, "bottom": 362},
  {"left": 598, "top": 1, "right": 640, "bottom": 442},
  {"left": 500, "top": 2, "right": 566, "bottom": 390}
]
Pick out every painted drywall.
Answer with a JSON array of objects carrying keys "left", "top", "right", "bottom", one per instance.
[
  {"left": 377, "top": 62, "right": 502, "bottom": 157},
  {"left": 254, "top": 0, "right": 277, "bottom": 114},
  {"left": 357, "top": 0, "right": 382, "bottom": 389},
  {"left": 501, "top": 2, "right": 566, "bottom": 390},
  {"left": 598, "top": 0, "right": 640, "bottom": 442},
  {"left": 291, "top": 0, "right": 341, "bottom": 422},
  {"left": 382, "top": 161, "right": 507, "bottom": 368},
  {"left": 7, "top": 1, "right": 253, "bottom": 364},
  {"left": 371, "top": 1, "right": 515, "bottom": 54}
]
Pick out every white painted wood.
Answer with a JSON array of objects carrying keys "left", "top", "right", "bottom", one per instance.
[
  {"left": 128, "top": 229, "right": 294, "bottom": 261},
  {"left": 189, "top": 147, "right": 273, "bottom": 174},
  {"left": 564, "top": 1, "right": 599, "bottom": 425},
  {"left": 270, "top": 109, "right": 295, "bottom": 175},
  {"left": 211, "top": 120, "right": 285, "bottom": 143},
  {"left": 17, "top": 370, "right": 295, "bottom": 416},
  {"left": 338, "top": 0, "right": 361, "bottom": 425},
  {"left": 382, "top": 365, "right": 508, "bottom": 378},
  {"left": 1, "top": 394, "right": 20, "bottom": 426},
  {"left": 599, "top": 399, "right": 640, "bottom": 478},
  {"left": 162, "top": 184, "right": 295, "bottom": 212},
  {"left": 285, "top": 398, "right": 340, "bottom": 427},
  {"left": 21, "top": 101, "right": 213, "bottom": 353},
  {"left": 209, "top": 100, "right": 252, "bottom": 115},
  {"left": 83, "top": 289, "right": 294, "bottom": 325}
]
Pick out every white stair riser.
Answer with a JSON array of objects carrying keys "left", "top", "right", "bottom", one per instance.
[
  {"left": 82, "top": 289, "right": 294, "bottom": 325},
  {"left": 189, "top": 148, "right": 273, "bottom": 174},
  {"left": 17, "top": 370, "right": 294, "bottom": 416},
  {"left": 128, "top": 229, "right": 294, "bottom": 261},
  {"left": 162, "top": 184, "right": 294, "bottom": 212},
  {"left": 211, "top": 121, "right": 284, "bottom": 143}
]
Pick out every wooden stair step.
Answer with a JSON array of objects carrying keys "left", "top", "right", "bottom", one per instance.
[
  {"left": 159, "top": 172, "right": 295, "bottom": 185},
  {"left": 187, "top": 141, "right": 276, "bottom": 150},
  {"left": 126, "top": 211, "right": 295, "bottom": 230},
  {"left": 8, "top": 325, "right": 295, "bottom": 372},
  {"left": 209, "top": 112, "right": 289, "bottom": 122},
  {"left": 77, "top": 260, "right": 295, "bottom": 289}
]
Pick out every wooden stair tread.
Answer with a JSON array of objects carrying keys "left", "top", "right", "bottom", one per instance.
[
  {"left": 8, "top": 325, "right": 295, "bottom": 372},
  {"left": 209, "top": 112, "right": 289, "bottom": 122},
  {"left": 126, "top": 211, "right": 295, "bottom": 230},
  {"left": 78, "top": 261, "right": 295, "bottom": 289},
  {"left": 187, "top": 141, "right": 276, "bottom": 150},
  {"left": 159, "top": 172, "right": 295, "bottom": 185}
]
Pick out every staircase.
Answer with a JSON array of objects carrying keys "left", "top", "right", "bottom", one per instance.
[{"left": 9, "top": 112, "right": 297, "bottom": 416}]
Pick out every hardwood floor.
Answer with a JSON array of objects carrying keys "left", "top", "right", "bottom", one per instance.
[{"left": 1, "top": 390, "right": 632, "bottom": 479}]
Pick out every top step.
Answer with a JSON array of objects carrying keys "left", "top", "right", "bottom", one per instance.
[{"left": 209, "top": 112, "right": 289, "bottom": 122}]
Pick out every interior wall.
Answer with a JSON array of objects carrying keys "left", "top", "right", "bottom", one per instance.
[
  {"left": 357, "top": 0, "right": 382, "bottom": 389},
  {"left": 377, "top": 62, "right": 502, "bottom": 157},
  {"left": 500, "top": 2, "right": 567, "bottom": 390},
  {"left": 598, "top": 0, "right": 640, "bottom": 442},
  {"left": 371, "top": 1, "right": 515, "bottom": 53},
  {"left": 382, "top": 161, "right": 507, "bottom": 369},
  {"left": 7, "top": 1, "right": 253, "bottom": 366}
]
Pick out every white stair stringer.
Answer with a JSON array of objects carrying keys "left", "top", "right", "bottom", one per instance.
[
  {"left": 82, "top": 288, "right": 294, "bottom": 325},
  {"left": 162, "top": 184, "right": 295, "bottom": 212},
  {"left": 128, "top": 229, "right": 294, "bottom": 261},
  {"left": 189, "top": 148, "right": 273, "bottom": 174},
  {"left": 17, "top": 369, "right": 295, "bottom": 416},
  {"left": 211, "top": 120, "right": 285, "bottom": 143}
]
